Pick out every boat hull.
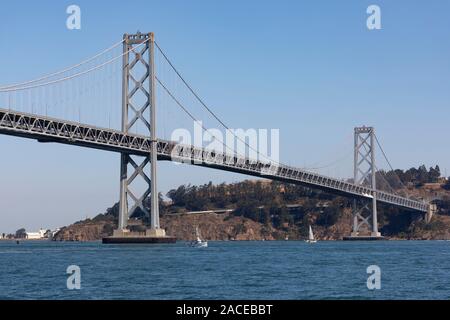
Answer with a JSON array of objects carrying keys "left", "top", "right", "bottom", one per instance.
[{"left": 190, "top": 241, "right": 208, "bottom": 248}]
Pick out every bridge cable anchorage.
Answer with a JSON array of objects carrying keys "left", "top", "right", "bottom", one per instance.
[
  {"left": 0, "top": 39, "right": 125, "bottom": 90},
  {"left": 0, "top": 39, "right": 147, "bottom": 93},
  {"left": 154, "top": 41, "right": 281, "bottom": 167}
]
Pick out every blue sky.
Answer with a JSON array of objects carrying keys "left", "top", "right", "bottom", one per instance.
[{"left": 0, "top": 0, "right": 449, "bottom": 232}]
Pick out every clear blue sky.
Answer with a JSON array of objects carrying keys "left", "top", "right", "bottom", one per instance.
[{"left": 0, "top": 0, "right": 449, "bottom": 233}]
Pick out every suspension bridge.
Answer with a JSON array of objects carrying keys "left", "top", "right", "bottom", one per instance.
[{"left": 0, "top": 32, "right": 436, "bottom": 242}]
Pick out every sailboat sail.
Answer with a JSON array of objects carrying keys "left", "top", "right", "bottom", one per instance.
[
  {"left": 308, "top": 226, "right": 315, "bottom": 241},
  {"left": 191, "top": 226, "right": 207, "bottom": 247},
  {"left": 196, "top": 227, "right": 202, "bottom": 242}
]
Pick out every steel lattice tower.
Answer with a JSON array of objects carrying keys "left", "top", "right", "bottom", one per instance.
[
  {"left": 351, "top": 126, "right": 381, "bottom": 238},
  {"left": 118, "top": 32, "right": 160, "bottom": 231}
]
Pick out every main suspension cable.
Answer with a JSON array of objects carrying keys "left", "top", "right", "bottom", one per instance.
[
  {"left": 156, "top": 76, "right": 239, "bottom": 157},
  {"left": 0, "top": 38, "right": 125, "bottom": 90},
  {"left": 374, "top": 134, "right": 408, "bottom": 191},
  {"left": 0, "top": 39, "right": 147, "bottom": 93},
  {"left": 154, "top": 41, "right": 281, "bottom": 167}
]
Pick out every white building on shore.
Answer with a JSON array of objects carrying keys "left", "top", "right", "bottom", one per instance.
[{"left": 26, "top": 229, "right": 48, "bottom": 240}]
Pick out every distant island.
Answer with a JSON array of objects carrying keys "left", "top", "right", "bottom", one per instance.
[{"left": 54, "top": 165, "right": 450, "bottom": 241}]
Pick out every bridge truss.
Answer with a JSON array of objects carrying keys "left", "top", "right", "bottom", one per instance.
[{"left": 0, "top": 107, "right": 429, "bottom": 214}]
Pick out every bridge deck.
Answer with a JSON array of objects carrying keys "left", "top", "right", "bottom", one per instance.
[{"left": 0, "top": 108, "right": 428, "bottom": 212}]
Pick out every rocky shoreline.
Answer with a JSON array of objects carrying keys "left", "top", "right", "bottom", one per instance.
[
  {"left": 53, "top": 211, "right": 450, "bottom": 242},
  {"left": 53, "top": 177, "right": 450, "bottom": 242}
]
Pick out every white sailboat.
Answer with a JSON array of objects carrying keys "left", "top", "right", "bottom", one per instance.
[
  {"left": 305, "top": 225, "right": 317, "bottom": 243},
  {"left": 190, "top": 226, "right": 208, "bottom": 248}
]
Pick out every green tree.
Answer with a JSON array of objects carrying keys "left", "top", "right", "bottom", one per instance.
[
  {"left": 429, "top": 165, "right": 441, "bottom": 183},
  {"left": 316, "top": 206, "right": 339, "bottom": 226},
  {"left": 167, "top": 185, "right": 188, "bottom": 207},
  {"left": 271, "top": 205, "right": 291, "bottom": 228},
  {"left": 417, "top": 165, "right": 428, "bottom": 185},
  {"left": 260, "top": 208, "right": 271, "bottom": 225},
  {"left": 234, "top": 199, "right": 260, "bottom": 221}
]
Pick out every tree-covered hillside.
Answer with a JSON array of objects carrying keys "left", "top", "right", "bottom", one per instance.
[{"left": 88, "top": 165, "right": 449, "bottom": 239}]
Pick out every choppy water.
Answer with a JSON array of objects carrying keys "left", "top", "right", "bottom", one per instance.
[{"left": 0, "top": 240, "right": 449, "bottom": 300}]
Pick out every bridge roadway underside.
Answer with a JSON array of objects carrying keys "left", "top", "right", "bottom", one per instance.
[{"left": 0, "top": 108, "right": 428, "bottom": 213}]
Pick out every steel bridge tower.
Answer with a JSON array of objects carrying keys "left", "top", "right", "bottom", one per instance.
[
  {"left": 350, "top": 126, "right": 382, "bottom": 239},
  {"left": 114, "top": 32, "right": 165, "bottom": 238}
]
